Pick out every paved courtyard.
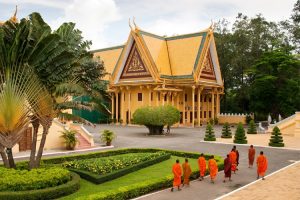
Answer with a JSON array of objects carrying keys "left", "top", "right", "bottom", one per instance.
[{"left": 85, "top": 124, "right": 300, "bottom": 200}]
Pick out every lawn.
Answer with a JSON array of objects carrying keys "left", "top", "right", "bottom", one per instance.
[{"left": 60, "top": 156, "right": 199, "bottom": 200}]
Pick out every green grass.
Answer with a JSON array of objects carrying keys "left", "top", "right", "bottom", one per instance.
[{"left": 59, "top": 156, "right": 199, "bottom": 200}]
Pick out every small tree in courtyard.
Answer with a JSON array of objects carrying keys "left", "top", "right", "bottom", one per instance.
[
  {"left": 234, "top": 122, "right": 247, "bottom": 144},
  {"left": 132, "top": 105, "right": 180, "bottom": 135},
  {"left": 221, "top": 122, "right": 232, "bottom": 138},
  {"left": 204, "top": 123, "right": 216, "bottom": 141},
  {"left": 269, "top": 126, "right": 284, "bottom": 147},
  {"left": 247, "top": 120, "right": 257, "bottom": 134}
]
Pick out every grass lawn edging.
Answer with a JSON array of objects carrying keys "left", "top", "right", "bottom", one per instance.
[
  {"left": 0, "top": 172, "right": 80, "bottom": 200},
  {"left": 68, "top": 153, "right": 171, "bottom": 184},
  {"left": 67, "top": 149, "right": 224, "bottom": 200}
]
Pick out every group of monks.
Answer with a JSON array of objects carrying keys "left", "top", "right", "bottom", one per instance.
[{"left": 171, "top": 145, "right": 268, "bottom": 191}]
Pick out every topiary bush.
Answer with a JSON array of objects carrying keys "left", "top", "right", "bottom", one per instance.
[
  {"left": 132, "top": 105, "right": 180, "bottom": 135},
  {"left": 269, "top": 126, "right": 284, "bottom": 147},
  {"left": 234, "top": 122, "right": 247, "bottom": 144},
  {"left": 247, "top": 120, "right": 257, "bottom": 134},
  {"left": 221, "top": 122, "right": 232, "bottom": 138},
  {"left": 204, "top": 123, "right": 216, "bottom": 141}
]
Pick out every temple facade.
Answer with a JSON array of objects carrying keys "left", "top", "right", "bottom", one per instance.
[{"left": 93, "top": 25, "right": 224, "bottom": 127}]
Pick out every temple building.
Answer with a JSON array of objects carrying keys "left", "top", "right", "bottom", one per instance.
[{"left": 93, "top": 24, "right": 224, "bottom": 127}]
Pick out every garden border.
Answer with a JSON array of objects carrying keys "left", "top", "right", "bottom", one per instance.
[{"left": 0, "top": 172, "right": 80, "bottom": 200}]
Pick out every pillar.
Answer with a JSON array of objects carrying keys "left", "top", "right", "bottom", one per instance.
[
  {"left": 111, "top": 93, "right": 114, "bottom": 122},
  {"left": 172, "top": 92, "right": 175, "bottom": 106},
  {"left": 162, "top": 92, "right": 165, "bottom": 106},
  {"left": 183, "top": 91, "right": 186, "bottom": 125},
  {"left": 147, "top": 86, "right": 151, "bottom": 106},
  {"left": 166, "top": 92, "right": 169, "bottom": 105},
  {"left": 211, "top": 89, "right": 215, "bottom": 119},
  {"left": 192, "top": 86, "right": 195, "bottom": 127},
  {"left": 216, "top": 90, "right": 220, "bottom": 116},
  {"left": 128, "top": 89, "right": 131, "bottom": 124},
  {"left": 207, "top": 94, "right": 210, "bottom": 121},
  {"left": 115, "top": 91, "right": 119, "bottom": 123},
  {"left": 156, "top": 92, "right": 159, "bottom": 106},
  {"left": 197, "top": 87, "right": 202, "bottom": 126},
  {"left": 121, "top": 90, "right": 125, "bottom": 124}
]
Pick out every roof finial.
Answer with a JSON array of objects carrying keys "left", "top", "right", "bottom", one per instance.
[
  {"left": 128, "top": 18, "right": 133, "bottom": 30},
  {"left": 10, "top": 5, "right": 18, "bottom": 23},
  {"left": 14, "top": 5, "right": 18, "bottom": 18},
  {"left": 133, "top": 16, "right": 139, "bottom": 30},
  {"left": 209, "top": 20, "right": 215, "bottom": 32}
]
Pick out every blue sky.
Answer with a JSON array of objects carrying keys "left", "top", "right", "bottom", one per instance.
[{"left": 0, "top": 0, "right": 296, "bottom": 50}]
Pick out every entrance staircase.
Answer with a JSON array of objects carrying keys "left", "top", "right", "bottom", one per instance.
[{"left": 69, "top": 124, "right": 94, "bottom": 149}]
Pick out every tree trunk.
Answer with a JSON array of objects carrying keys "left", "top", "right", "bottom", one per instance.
[
  {"left": 0, "top": 148, "right": 9, "bottom": 168},
  {"left": 35, "top": 118, "right": 52, "bottom": 168},
  {"left": 6, "top": 148, "right": 16, "bottom": 169},
  {"left": 146, "top": 125, "right": 164, "bottom": 135},
  {"left": 29, "top": 117, "right": 40, "bottom": 170}
]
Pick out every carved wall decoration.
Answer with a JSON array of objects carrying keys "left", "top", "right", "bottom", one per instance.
[
  {"left": 200, "top": 50, "right": 216, "bottom": 80},
  {"left": 120, "top": 42, "right": 152, "bottom": 79}
]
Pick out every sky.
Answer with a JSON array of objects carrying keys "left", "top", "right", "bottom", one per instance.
[{"left": 0, "top": 0, "right": 296, "bottom": 50}]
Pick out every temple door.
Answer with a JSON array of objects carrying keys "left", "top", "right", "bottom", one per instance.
[{"left": 19, "top": 127, "right": 32, "bottom": 151}]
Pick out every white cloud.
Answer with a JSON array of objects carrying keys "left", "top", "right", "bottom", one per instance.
[
  {"left": 50, "top": 0, "right": 121, "bottom": 49},
  {"left": 1, "top": 0, "right": 69, "bottom": 9}
]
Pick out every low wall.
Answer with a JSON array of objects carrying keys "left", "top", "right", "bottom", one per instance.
[
  {"left": 267, "top": 112, "right": 300, "bottom": 137},
  {"left": 218, "top": 113, "right": 248, "bottom": 125}
]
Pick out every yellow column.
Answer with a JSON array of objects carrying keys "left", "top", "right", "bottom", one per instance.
[
  {"left": 192, "top": 86, "right": 195, "bottom": 127},
  {"left": 166, "top": 92, "right": 169, "bottom": 105},
  {"left": 211, "top": 89, "right": 215, "bottom": 120},
  {"left": 216, "top": 90, "right": 220, "bottom": 116},
  {"left": 162, "top": 92, "right": 165, "bottom": 106},
  {"left": 140, "top": 86, "right": 144, "bottom": 106},
  {"left": 207, "top": 94, "right": 210, "bottom": 121},
  {"left": 197, "top": 87, "right": 202, "bottom": 126},
  {"left": 183, "top": 91, "right": 186, "bottom": 125},
  {"left": 176, "top": 93, "right": 179, "bottom": 109},
  {"left": 127, "top": 87, "right": 131, "bottom": 124},
  {"left": 172, "top": 92, "right": 175, "bottom": 106},
  {"left": 121, "top": 90, "right": 125, "bottom": 124},
  {"left": 156, "top": 92, "right": 159, "bottom": 106},
  {"left": 201, "top": 93, "right": 204, "bottom": 123},
  {"left": 115, "top": 91, "right": 119, "bottom": 123},
  {"left": 147, "top": 85, "right": 151, "bottom": 106},
  {"left": 111, "top": 93, "right": 114, "bottom": 122}
]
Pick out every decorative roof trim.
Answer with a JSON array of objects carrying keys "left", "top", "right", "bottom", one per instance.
[
  {"left": 90, "top": 45, "right": 125, "bottom": 53},
  {"left": 166, "top": 32, "right": 206, "bottom": 41},
  {"left": 193, "top": 32, "right": 207, "bottom": 70},
  {"left": 139, "top": 30, "right": 165, "bottom": 40},
  {"left": 160, "top": 74, "right": 193, "bottom": 79}
]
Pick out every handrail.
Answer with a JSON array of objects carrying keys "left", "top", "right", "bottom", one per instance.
[{"left": 269, "top": 114, "right": 296, "bottom": 128}]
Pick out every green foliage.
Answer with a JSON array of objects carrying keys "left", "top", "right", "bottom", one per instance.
[
  {"left": 100, "top": 129, "right": 116, "bottom": 145},
  {"left": 0, "top": 173, "right": 80, "bottom": 200},
  {"left": 67, "top": 153, "right": 170, "bottom": 184},
  {"left": 204, "top": 123, "right": 216, "bottom": 141},
  {"left": 221, "top": 122, "right": 232, "bottom": 138},
  {"left": 132, "top": 105, "right": 180, "bottom": 134},
  {"left": 60, "top": 130, "right": 79, "bottom": 150},
  {"left": 0, "top": 167, "right": 71, "bottom": 191},
  {"left": 245, "top": 115, "right": 253, "bottom": 124},
  {"left": 234, "top": 123, "right": 248, "bottom": 144},
  {"left": 269, "top": 126, "right": 285, "bottom": 147},
  {"left": 62, "top": 152, "right": 166, "bottom": 175},
  {"left": 247, "top": 120, "right": 257, "bottom": 134}
]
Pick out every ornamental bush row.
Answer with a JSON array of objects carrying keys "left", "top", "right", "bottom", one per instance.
[
  {"left": 0, "top": 172, "right": 80, "bottom": 200},
  {"left": 0, "top": 167, "right": 71, "bottom": 192},
  {"left": 69, "top": 152, "right": 170, "bottom": 184}
]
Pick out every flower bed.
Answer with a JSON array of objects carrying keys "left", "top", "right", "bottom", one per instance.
[
  {"left": 0, "top": 167, "right": 71, "bottom": 192},
  {"left": 62, "top": 152, "right": 166, "bottom": 175}
]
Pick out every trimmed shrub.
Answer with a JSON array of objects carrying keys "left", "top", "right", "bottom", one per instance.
[
  {"left": 234, "top": 122, "right": 247, "bottom": 144},
  {"left": 204, "top": 123, "right": 216, "bottom": 141},
  {"left": 0, "top": 167, "right": 71, "bottom": 192},
  {"left": 245, "top": 115, "right": 252, "bottom": 124},
  {"left": 0, "top": 172, "right": 80, "bottom": 200},
  {"left": 132, "top": 105, "right": 180, "bottom": 135},
  {"left": 247, "top": 120, "right": 257, "bottom": 134},
  {"left": 221, "top": 122, "right": 232, "bottom": 138},
  {"left": 269, "top": 126, "right": 284, "bottom": 147}
]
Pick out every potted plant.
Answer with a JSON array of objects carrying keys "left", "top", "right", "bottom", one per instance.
[
  {"left": 100, "top": 129, "right": 116, "bottom": 146},
  {"left": 60, "top": 130, "right": 79, "bottom": 150}
]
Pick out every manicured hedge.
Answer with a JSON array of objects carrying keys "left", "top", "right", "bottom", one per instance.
[
  {"left": 0, "top": 167, "right": 71, "bottom": 191},
  {"left": 73, "top": 150, "right": 223, "bottom": 200},
  {"left": 0, "top": 172, "right": 80, "bottom": 200},
  {"left": 68, "top": 153, "right": 171, "bottom": 184}
]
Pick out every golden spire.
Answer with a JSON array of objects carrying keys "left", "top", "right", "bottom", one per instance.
[
  {"left": 133, "top": 16, "right": 139, "bottom": 30},
  {"left": 10, "top": 5, "right": 18, "bottom": 23},
  {"left": 128, "top": 18, "right": 133, "bottom": 30}
]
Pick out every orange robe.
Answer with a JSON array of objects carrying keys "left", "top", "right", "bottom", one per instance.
[
  {"left": 229, "top": 151, "right": 237, "bottom": 171},
  {"left": 248, "top": 148, "right": 255, "bottom": 166},
  {"left": 172, "top": 163, "right": 182, "bottom": 187},
  {"left": 182, "top": 162, "right": 192, "bottom": 184},
  {"left": 208, "top": 159, "right": 218, "bottom": 179},
  {"left": 198, "top": 156, "right": 206, "bottom": 177},
  {"left": 257, "top": 155, "right": 268, "bottom": 176}
]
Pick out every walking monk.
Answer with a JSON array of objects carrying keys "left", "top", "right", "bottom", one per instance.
[
  {"left": 171, "top": 159, "right": 182, "bottom": 192},
  {"left": 208, "top": 155, "right": 218, "bottom": 183},
  {"left": 248, "top": 145, "right": 256, "bottom": 168},
  {"left": 257, "top": 151, "right": 268, "bottom": 180},
  {"left": 229, "top": 148, "right": 237, "bottom": 173},
  {"left": 182, "top": 158, "right": 192, "bottom": 186},
  {"left": 198, "top": 153, "right": 206, "bottom": 181},
  {"left": 223, "top": 154, "right": 232, "bottom": 182}
]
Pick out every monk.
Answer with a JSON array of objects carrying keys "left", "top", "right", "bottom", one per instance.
[
  {"left": 257, "top": 151, "right": 268, "bottom": 180},
  {"left": 229, "top": 149, "right": 237, "bottom": 173},
  {"left": 171, "top": 159, "right": 182, "bottom": 191},
  {"left": 198, "top": 153, "right": 206, "bottom": 181},
  {"left": 248, "top": 145, "right": 256, "bottom": 168},
  {"left": 233, "top": 146, "right": 240, "bottom": 169},
  {"left": 182, "top": 158, "right": 192, "bottom": 186},
  {"left": 208, "top": 155, "right": 218, "bottom": 183},
  {"left": 223, "top": 154, "right": 232, "bottom": 182}
]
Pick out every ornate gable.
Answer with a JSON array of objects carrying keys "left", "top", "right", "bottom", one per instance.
[
  {"left": 200, "top": 51, "right": 216, "bottom": 80},
  {"left": 120, "top": 42, "right": 152, "bottom": 79}
]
